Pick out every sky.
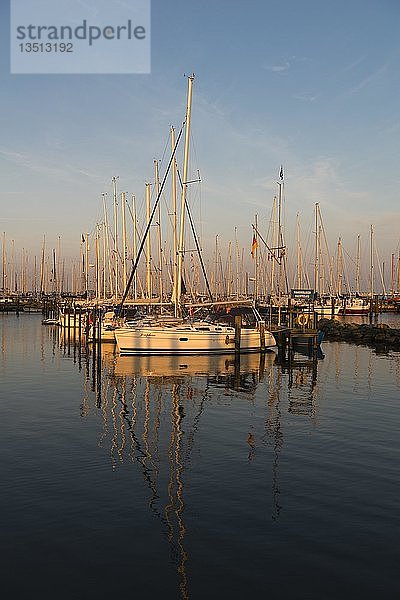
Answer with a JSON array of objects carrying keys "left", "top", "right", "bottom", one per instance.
[{"left": 1, "top": 0, "right": 399, "bottom": 289}]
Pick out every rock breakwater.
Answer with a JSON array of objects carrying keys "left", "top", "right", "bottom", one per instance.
[{"left": 318, "top": 319, "right": 400, "bottom": 352}]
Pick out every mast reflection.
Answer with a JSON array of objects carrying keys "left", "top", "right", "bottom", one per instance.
[{"left": 77, "top": 346, "right": 323, "bottom": 596}]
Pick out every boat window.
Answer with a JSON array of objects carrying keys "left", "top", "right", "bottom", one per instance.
[{"left": 179, "top": 337, "right": 189, "bottom": 342}]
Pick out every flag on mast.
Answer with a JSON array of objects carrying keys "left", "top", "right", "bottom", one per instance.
[
  {"left": 279, "top": 165, "right": 284, "bottom": 181},
  {"left": 251, "top": 234, "right": 258, "bottom": 258}
]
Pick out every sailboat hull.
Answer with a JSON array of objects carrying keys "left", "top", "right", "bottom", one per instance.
[{"left": 115, "top": 323, "right": 276, "bottom": 355}]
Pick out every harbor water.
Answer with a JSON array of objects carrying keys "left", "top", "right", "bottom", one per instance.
[{"left": 1, "top": 313, "right": 399, "bottom": 599}]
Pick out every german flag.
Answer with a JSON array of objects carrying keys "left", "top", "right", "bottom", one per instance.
[{"left": 251, "top": 234, "right": 258, "bottom": 258}]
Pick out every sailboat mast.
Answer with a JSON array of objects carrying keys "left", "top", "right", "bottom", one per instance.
[
  {"left": 270, "top": 196, "right": 277, "bottom": 297},
  {"left": 235, "top": 227, "right": 240, "bottom": 300},
  {"left": 370, "top": 225, "right": 374, "bottom": 300},
  {"left": 171, "top": 126, "right": 179, "bottom": 316},
  {"left": 155, "top": 159, "right": 163, "bottom": 305},
  {"left": 132, "top": 194, "right": 138, "bottom": 300},
  {"left": 102, "top": 194, "right": 107, "bottom": 300},
  {"left": 121, "top": 191, "right": 128, "bottom": 294},
  {"left": 146, "top": 182, "right": 152, "bottom": 300},
  {"left": 2, "top": 232, "right": 6, "bottom": 297},
  {"left": 85, "top": 232, "right": 89, "bottom": 298},
  {"left": 176, "top": 74, "right": 194, "bottom": 312},
  {"left": 112, "top": 176, "right": 119, "bottom": 299},
  {"left": 296, "top": 213, "right": 301, "bottom": 289},
  {"left": 95, "top": 224, "right": 100, "bottom": 300},
  {"left": 355, "top": 234, "right": 361, "bottom": 294},
  {"left": 336, "top": 237, "right": 343, "bottom": 296},
  {"left": 314, "top": 203, "right": 319, "bottom": 297},
  {"left": 254, "top": 214, "right": 258, "bottom": 304},
  {"left": 40, "top": 234, "right": 45, "bottom": 296}
]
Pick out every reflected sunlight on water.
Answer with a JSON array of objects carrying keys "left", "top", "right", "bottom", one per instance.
[{"left": 1, "top": 313, "right": 399, "bottom": 599}]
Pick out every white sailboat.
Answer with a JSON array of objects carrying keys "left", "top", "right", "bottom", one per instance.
[
  {"left": 115, "top": 304, "right": 276, "bottom": 355},
  {"left": 313, "top": 203, "right": 340, "bottom": 316},
  {"left": 115, "top": 316, "right": 276, "bottom": 355},
  {"left": 114, "top": 76, "right": 276, "bottom": 356}
]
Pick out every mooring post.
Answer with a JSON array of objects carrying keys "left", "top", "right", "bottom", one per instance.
[
  {"left": 259, "top": 321, "right": 266, "bottom": 352},
  {"left": 97, "top": 307, "right": 102, "bottom": 374},
  {"left": 78, "top": 306, "right": 82, "bottom": 339},
  {"left": 92, "top": 306, "right": 97, "bottom": 391},
  {"left": 234, "top": 314, "right": 242, "bottom": 356},
  {"left": 73, "top": 303, "right": 76, "bottom": 345}
]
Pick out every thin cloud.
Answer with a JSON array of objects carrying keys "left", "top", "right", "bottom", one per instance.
[
  {"left": 294, "top": 92, "right": 317, "bottom": 102},
  {"left": 343, "top": 61, "right": 390, "bottom": 97},
  {"left": 264, "top": 61, "right": 291, "bottom": 72}
]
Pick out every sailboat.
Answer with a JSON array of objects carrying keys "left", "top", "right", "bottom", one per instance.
[
  {"left": 115, "top": 306, "right": 276, "bottom": 355},
  {"left": 114, "top": 76, "right": 276, "bottom": 356},
  {"left": 312, "top": 203, "right": 340, "bottom": 316},
  {"left": 338, "top": 235, "right": 370, "bottom": 315}
]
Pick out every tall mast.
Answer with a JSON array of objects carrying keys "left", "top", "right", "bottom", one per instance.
[
  {"left": 52, "top": 248, "right": 57, "bottom": 294},
  {"left": 355, "top": 234, "right": 361, "bottom": 295},
  {"left": 270, "top": 196, "right": 277, "bottom": 297},
  {"left": 336, "top": 237, "right": 343, "bottom": 296},
  {"left": 155, "top": 159, "right": 163, "bottom": 305},
  {"left": 2, "top": 232, "right": 6, "bottom": 297},
  {"left": 171, "top": 126, "right": 178, "bottom": 316},
  {"left": 11, "top": 239, "right": 15, "bottom": 293},
  {"left": 57, "top": 235, "right": 61, "bottom": 295},
  {"left": 85, "top": 232, "right": 89, "bottom": 298},
  {"left": 370, "top": 225, "right": 374, "bottom": 299},
  {"left": 33, "top": 255, "right": 37, "bottom": 295},
  {"left": 314, "top": 203, "right": 319, "bottom": 297},
  {"left": 277, "top": 170, "right": 285, "bottom": 325},
  {"left": 397, "top": 254, "right": 400, "bottom": 295},
  {"left": 132, "top": 194, "right": 138, "bottom": 300},
  {"left": 145, "top": 182, "right": 152, "bottom": 300},
  {"left": 227, "top": 240, "right": 232, "bottom": 299},
  {"left": 296, "top": 213, "right": 301, "bottom": 289},
  {"left": 102, "top": 193, "right": 112, "bottom": 298},
  {"left": 214, "top": 234, "right": 219, "bottom": 300},
  {"left": 95, "top": 224, "right": 100, "bottom": 300},
  {"left": 176, "top": 74, "right": 194, "bottom": 312},
  {"left": 234, "top": 227, "right": 239, "bottom": 300},
  {"left": 254, "top": 214, "right": 258, "bottom": 303},
  {"left": 102, "top": 194, "right": 107, "bottom": 300},
  {"left": 121, "top": 191, "right": 127, "bottom": 293},
  {"left": 40, "top": 234, "right": 46, "bottom": 296},
  {"left": 112, "top": 175, "right": 119, "bottom": 299},
  {"left": 391, "top": 253, "right": 395, "bottom": 297}
]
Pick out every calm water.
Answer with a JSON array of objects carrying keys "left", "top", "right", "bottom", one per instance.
[{"left": 1, "top": 313, "right": 399, "bottom": 599}]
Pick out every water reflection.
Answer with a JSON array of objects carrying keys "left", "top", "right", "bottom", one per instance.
[
  {"left": 69, "top": 343, "right": 324, "bottom": 597},
  {"left": 2, "top": 313, "right": 399, "bottom": 598}
]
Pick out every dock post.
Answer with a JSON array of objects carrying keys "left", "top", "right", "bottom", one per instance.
[
  {"left": 73, "top": 304, "right": 77, "bottom": 345},
  {"left": 67, "top": 304, "right": 71, "bottom": 354},
  {"left": 78, "top": 307, "right": 82, "bottom": 340},
  {"left": 234, "top": 315, "right": 242, "bottom": 356},
  {"left": 92, "top": 306, "right": 97, "bottom": 392},
  {"left": 259, "top": 321, "right": 265, "bottom": 352}
]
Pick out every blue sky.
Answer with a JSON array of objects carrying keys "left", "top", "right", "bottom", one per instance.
[{"left": 1, "top": 0, "right": 399, "bottom": 285}]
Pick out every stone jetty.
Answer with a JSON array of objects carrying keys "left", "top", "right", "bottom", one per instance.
[{"left": 318, "top": 318, "right": 400, "bottom": 352}]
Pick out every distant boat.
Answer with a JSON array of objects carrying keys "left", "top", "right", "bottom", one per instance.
[
  {"left": 42, "top": 317, "right": 59, "bottom": 325},
  {"left": 313, "top": 300, "right": 340, "bottom": 316},
  {"left": 339, "top": 297, "right": 370, "bottom": 315}
]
